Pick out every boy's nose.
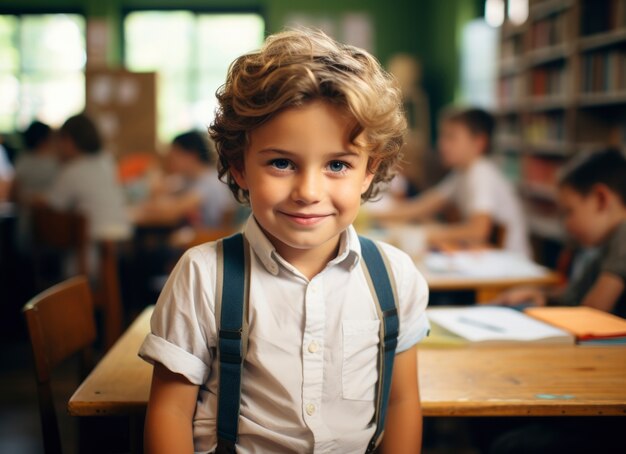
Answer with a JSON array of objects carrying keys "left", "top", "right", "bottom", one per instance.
[{"left": 292, "top": 170, "right": 323, "bottom": 204}]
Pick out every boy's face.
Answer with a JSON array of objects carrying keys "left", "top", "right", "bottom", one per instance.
[
  {"left": 438, "top": 120, "right": 485, "bottom": 168},
  {"left": 231, "top": 100, "right": 375, "bottom": 262},
  {"left": 167, "top": 145, "right": 196, "bottom": 175},
  {"left": 558, "top": 185, "right": 607, "bottom": 246}
]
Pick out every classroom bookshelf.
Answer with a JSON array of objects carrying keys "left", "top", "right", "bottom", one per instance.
[{"left": 494, "top": 0, "right": 626, "bottom": 260}]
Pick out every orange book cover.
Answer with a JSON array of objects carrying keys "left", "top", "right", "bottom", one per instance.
[{"left": 524, "top": 306, "right": 626, "bottom": 340}]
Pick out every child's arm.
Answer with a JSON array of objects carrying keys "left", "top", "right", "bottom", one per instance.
[
  {"left": 580, "top": 272, "right": 625, "bottom": 313},
  {"left": 380, "top": 345, "right": 422, "bottom": 454},
  {"left": 144, "top": 362, "right": 199, "bottom": 454},
  {"left": 425, "top": 213, "right": 493, "bottom": 245},
  {"left": 371, "top": 189, "right": 447, "bottom": 224}
]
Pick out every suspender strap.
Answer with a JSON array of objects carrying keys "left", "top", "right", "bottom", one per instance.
[
  {"left": 359, "top": 236, "right": 399, "bottom": 454},
  {"left": 215, "top": 233, "right": 249, "bottom": 454}
]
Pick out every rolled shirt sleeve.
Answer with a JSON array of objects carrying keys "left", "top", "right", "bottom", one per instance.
[{"left": 138, "top": 246, "right": 219, "bottom": 385}]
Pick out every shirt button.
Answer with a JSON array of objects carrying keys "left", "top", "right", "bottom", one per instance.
[
  {"left": 308, "top": 341, "right": 319, "bottom": 353},
  {"left": 305, "top": 403, "right": 316, "bottom": 416}
]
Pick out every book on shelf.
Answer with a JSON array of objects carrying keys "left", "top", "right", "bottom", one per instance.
[
  {"left": 580, "top": 0, "right": 626, "bottom": 35},
  {"left": 425, "top": 306, "right": 575, "bottom": 345},
  {"left": 581, "top": 48, "right": 626, "bottom": 94},
  {"left": 524, "top": 306, "right": 626, "bottom": 343},
  {"left": 531, "top": 13, "right": 568, "bottom": 49},
  {"left": 530, "top": 65, "right": 568, "bottom": 96}
]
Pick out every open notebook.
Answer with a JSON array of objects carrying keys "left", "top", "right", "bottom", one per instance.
[
  {"left": 426, "top": 306, "right": 575, "bottom": 345},
  {"left": 424, "top": 250, "right": 547, "bottom": 278}
]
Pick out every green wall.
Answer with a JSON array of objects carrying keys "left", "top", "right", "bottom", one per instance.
[{"left": 1, "top": 0, "right": 484, "bottom": 142}]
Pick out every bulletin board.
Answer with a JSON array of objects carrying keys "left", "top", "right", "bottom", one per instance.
[{"left": 85, "top": 69, "right": 157, "bottom": 158}]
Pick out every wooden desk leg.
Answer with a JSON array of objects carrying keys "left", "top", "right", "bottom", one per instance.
[{"left": 130, "top": 413, "right": 145, "bottom": 454}]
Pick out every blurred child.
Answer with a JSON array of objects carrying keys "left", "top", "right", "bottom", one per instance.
[
  {"left": 140, "top": 29, "right": 429, "bottom": 454},
  {"left": 372, "top": 107, "right": 530, "bottom": 257},
  {"left": 132, "top": 131, "right": 236, "bottom": 229},
  {"left": 14, "top": 121, "right": 59, "bottom": 204},
  {"left": 42, "top": 113, "right": 130, "bottom": 241},
  {"left": 496, "top": 148, "right": 626, "bottom": 317},
  {"left": 13, "top": 121, "right": 59, "bottom": 252}
]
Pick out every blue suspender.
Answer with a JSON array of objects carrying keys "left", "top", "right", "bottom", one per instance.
[
  {"left": 359, "top": 236, "right": 400, "bottom": 453},
  {"left": 215, "top": 233, "right": 399, "bottom": 453},
  {"left": 216, "top": 233, "right": 247, "bottom": 454}
]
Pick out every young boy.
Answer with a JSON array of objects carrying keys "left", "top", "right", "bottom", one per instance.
[
  {"left": 496, "top": 148, "right": 626, "bottom": 317},
  {"left": 139, "top": 29, "right": 430, "bottom": 453},
  {"left": 371, "top": 108, "right": 531, "bottom": 257}
]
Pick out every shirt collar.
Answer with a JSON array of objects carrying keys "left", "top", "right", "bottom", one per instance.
[{"left": 243, "top": 215, "right": 361, "bottom": 276}]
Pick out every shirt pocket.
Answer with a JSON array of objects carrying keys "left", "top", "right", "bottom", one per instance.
[{"left": 342, "top": 319, "right": 380, "bottom": 401}]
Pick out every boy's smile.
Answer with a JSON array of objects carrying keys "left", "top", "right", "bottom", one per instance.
[{"left": 231, "top": 100, "right": 375, "bottom": 276}]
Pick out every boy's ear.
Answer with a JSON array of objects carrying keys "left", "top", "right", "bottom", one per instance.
[
  {"left": 474, "top": 133, "right": 489, "bottom": 155},
  {"left": 592, "top": 183, "right": 613, "bottom": 210},
  {"left": 230, "top": 164, "right": 248, "bottom": 190},
  {"left": 361, "top": 158, "right": 380, "bottom": 194}
]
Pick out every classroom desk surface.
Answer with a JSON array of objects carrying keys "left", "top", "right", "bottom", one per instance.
[{"left": 68, "top": 306, "right": 626, "bottom": 418}]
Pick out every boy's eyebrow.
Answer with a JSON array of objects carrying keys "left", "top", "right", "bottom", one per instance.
[{"left": 258, "top": 148, "right": 362, "bottom": 158}]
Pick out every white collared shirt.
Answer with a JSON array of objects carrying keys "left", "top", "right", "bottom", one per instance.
[
  {"left": 139, "top": 216, "right": 429, "bottom": 454},
  {"left": 435, "top": 157, "right": 531, "bottom": 258}
]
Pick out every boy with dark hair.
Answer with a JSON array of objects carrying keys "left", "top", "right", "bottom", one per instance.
[
  {"left": 497, "top": 148, "right": 626, "bottom": 317},
  {"left": 372, "top": 106, "right": 530, "bottom": 257}
]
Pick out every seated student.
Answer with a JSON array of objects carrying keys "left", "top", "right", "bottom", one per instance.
[
  {"left": 139, "top": 29, "right": 430, "bottom": 454},
  {"left": 496, "top": 148, "right": 626, "bottom": 318},
  {"left": 371, "top": 107, "right": 531, "bottom": 257},
  {"left": 41, "top": 113, "right": 131, "bottom": 242},
  {"left": 131, "top": 131, "right": 236, "bottom": 229},
  {"left": 13, "top": 121, "right": 60, "bottom": 252},
  {"left": 14, "top": 121, "right": 59, "bottom": 203}
]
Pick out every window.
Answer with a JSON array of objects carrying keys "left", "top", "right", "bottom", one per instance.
[
  {"left": 124, "top": 11, "right": 264, "bottom": 143},
  {"left": 460, "top": 18, "right": 499, "bottom": 108},
  {"left": 0, "top": 13, "right": 86, "bottom": 132}
]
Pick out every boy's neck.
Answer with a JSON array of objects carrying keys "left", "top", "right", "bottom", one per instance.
[
  {"left": 259, "top": 222, "right": 342, "bottom": 280},
  {"left": 458, "top": 153, "right": 482, "bottom": 170}
]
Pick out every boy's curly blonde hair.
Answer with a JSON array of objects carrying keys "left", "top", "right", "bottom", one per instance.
[{"left": 209, "top": 28, "right": 407, "bottom": 203}]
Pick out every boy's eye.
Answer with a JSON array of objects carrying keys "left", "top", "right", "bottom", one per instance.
[
  {"left": 328, "top": 160, "right": 348, "bottom": 172},
  {"left": 270, "top": 158, "right": 293, "bottom": 170}
]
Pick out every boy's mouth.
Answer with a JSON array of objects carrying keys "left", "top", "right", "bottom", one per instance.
[{"left": 278, "top": 211, "right": 332, "bottom": 226}]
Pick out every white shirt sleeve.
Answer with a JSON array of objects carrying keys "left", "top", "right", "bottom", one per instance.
[
  {"left": 45, "top": 167, "right": 76, "bottom": 210},
  {"left": 379, "top": 242, "right": 430, "bottom": 353},
  {"left": 464, "top": 162, "right": 498, "bottom": 215},
  {"left": 433, "top": 171, "right": 458, "bottom": 202},
  {"left": 138, "top": 246, "right": 218, "bottom": 385}
]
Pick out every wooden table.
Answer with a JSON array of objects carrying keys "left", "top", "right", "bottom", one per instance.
[
  {"left": 420, "top": 266, "right": 561, "bottom": 302},
  {"left": 364, "top": 227, "right": 562, "bottom": 302},
  {"left": 70, "top": 306, "right": 626, "bottom": 420}
]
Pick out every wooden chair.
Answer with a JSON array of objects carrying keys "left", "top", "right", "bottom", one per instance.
[
  {"left": 23, "top": 276, "right": 97, "bottom": 454},
  {"left": 31, "top": 205, "right": 123, "bottom": 349}
]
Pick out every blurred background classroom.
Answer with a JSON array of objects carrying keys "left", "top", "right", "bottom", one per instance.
[{"left": 1, "top": 0, "right": 625, "bottom": 453}]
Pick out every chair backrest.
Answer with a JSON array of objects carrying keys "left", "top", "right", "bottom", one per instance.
[
  {"left": 23, "top": 276, "right": 97, "bottom": 454},
  {"left": 31, "top": 205, "right": 123, "bottom": 349},
  {"left": 31, "top": 205, "right": 89, "bottom": 278}
]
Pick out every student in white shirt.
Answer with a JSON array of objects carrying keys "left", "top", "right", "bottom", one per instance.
[
  {"left": 371, "top": 108, "right": 531, "bottom": 258},
  {"left": 139, "top": 29, "right": 430, "bottom": 454},
  {"left": 43, "top": 113, "right": 131, "bottom": 241}
]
